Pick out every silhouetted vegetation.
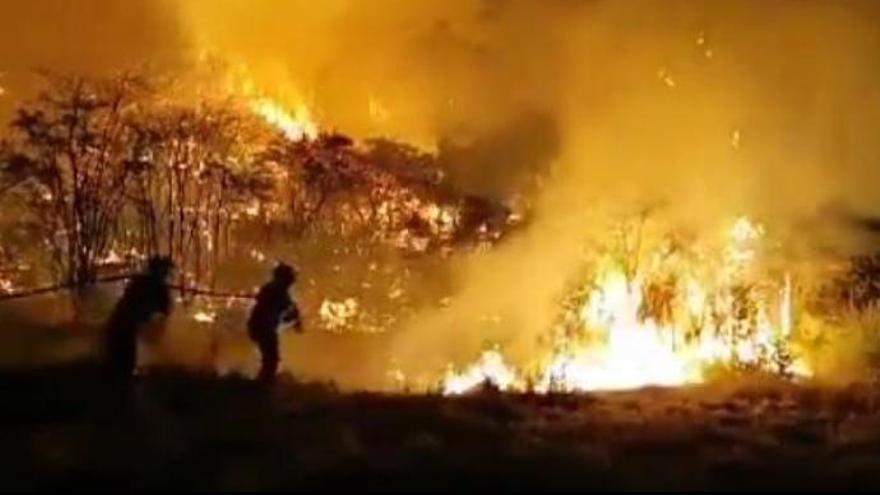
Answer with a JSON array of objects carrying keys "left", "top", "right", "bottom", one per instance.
[{"left": 0, "top": 72, "right": 514, "bottom": 295}]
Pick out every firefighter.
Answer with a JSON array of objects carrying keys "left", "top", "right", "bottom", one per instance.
[
  {"left": 104, "top": 256, "right": 174, "bottom": 382},
  {"left": 248, "top": 262, "right": 303, "bottom": 383}
]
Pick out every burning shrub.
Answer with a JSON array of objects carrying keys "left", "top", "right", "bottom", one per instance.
[
  {"left": 259, "top": 132, "right": 511, "bottom": 253},
  {"left": 2, "top": 73, "right": 152, "bottom": 286},
  {"left": 442, "top": 216, "right": 809, "bottom": 395}
]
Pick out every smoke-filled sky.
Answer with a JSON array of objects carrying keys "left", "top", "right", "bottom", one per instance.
[
  {"left": 2, "top": 0, "right": 880, "bottom": 214},
  {"left": 3, "top": 0, "right": 880, "bottom": 383},
  {"left": 0, "top": 1, "right": 182, "bottom": 103}
]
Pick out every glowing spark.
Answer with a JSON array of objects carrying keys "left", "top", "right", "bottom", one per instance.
[
  {"left": 731, "top": 129, "right": 741, "bottom": 150},
  {"left": 193, "top": 311, "right": 216, "bottom": 323},
  {"left": 658, "top": 68, "right": 676, "bottom": 88}
]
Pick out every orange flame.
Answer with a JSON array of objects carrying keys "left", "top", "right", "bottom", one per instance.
[
  {"left": 443, "top": 216, "right": 810, "bottom": 395},
  {"left": 250, "top": 97, "right": 318, "bottom": 141}
]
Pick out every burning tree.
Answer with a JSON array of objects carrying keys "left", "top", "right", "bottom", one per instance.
[
  {"left": 124, "top": 97, "right": 275, "bottom": 290},
  {"left": 0, "top": 68, "right": 517, "bottom": 345},
  {"left": 1, "top": 73, "right": 150, "bottom": 286},
  {"left": 259, "top": 132, "right": 510, "bottom": 255}
]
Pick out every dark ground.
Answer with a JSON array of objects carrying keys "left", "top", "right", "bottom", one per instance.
[{"left": 3, "top": 362, "right": 880, "bottom": 491}]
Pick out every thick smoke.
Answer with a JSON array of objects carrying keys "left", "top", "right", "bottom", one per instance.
[
  {"left": 0, "top": 0, "right": 182, "bottom": 121},
  {"left": 4, "top": 1, "right": 880, "bottom": 386},
  {"left": 175, "top": 0, "right": 880, "bottom": 381},
  {"left": 175, "top": 0, "right": 880, "bottom": 205}
]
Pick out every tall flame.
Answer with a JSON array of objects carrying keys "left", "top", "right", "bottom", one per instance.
[
  {"left": 222, "top": 63, "right": 319, "bottom": 141},
  {"left": 250, "top": 97, "right": 318, "bottom": 141},
  {"left": 536, "top": 269, "right": 698, "bottom": 392}
]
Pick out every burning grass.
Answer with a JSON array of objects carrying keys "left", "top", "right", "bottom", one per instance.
[
  {"left": 2, "top": 273, "right": 880, "bottom": 490},
  {"left": 440, "top": 216, "right": 811, "bottom": 395}
]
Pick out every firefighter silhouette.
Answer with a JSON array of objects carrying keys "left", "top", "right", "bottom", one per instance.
[
  {"left": 104, "top": 256, "right": 174, "bottom": 381},
  {"left": 248, "top": 263, "right": 302, "bottom": 382}
]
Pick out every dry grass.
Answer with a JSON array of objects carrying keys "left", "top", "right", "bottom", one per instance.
[
  {"left": 1, "top": 360, "right": 880, "bottom": 490},
  {"left": 4, "top": 295, "right": 880, "bottom": 489}
]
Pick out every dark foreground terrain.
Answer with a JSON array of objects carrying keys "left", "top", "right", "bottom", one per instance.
[{"left": 3, "top": 362, "right": 880, "bottom": 491}]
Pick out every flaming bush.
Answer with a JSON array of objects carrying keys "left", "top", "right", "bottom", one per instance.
[{"left": 443, "top": 216, "right": 810, "bottom": 394}]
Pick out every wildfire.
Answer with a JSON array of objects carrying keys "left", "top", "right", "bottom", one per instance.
[{"left": 443, "top": 216, "right": 810, "bottom": 395}]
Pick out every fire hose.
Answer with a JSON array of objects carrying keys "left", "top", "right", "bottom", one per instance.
[{"left": 0, "top": 274, "right": 258, "bottom": 303}]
